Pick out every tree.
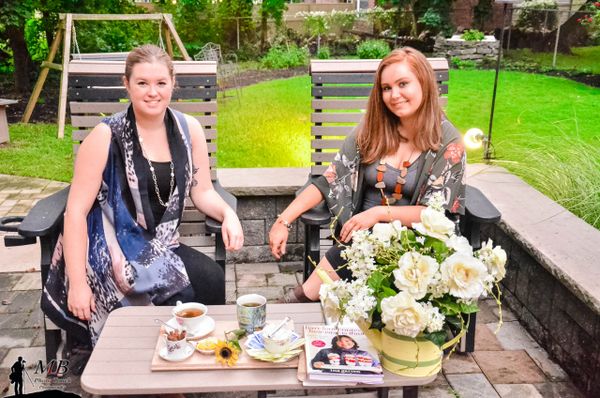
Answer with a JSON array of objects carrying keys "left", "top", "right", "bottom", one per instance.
[
  {"left": 259, "top": 0, "right": 287, "bottom": 51},
  {"left": 0, "top": 0, "right": 36, "bottom": 93},
  {"left": 383, "top": 0, "right": 456, "bottom": 37}
]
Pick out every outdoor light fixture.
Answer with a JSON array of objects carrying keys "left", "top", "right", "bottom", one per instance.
[{"left": 464, "top": 128, "right": 487, "bottom": 150}]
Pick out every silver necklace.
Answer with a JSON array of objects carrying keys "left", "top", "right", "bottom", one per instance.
[{"left": 138, "top": 135, "right": 174, "bottom": 208}]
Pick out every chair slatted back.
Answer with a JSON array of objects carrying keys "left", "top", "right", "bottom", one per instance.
[
  {"left": 68, "top": 60, "right": 218, "bottom": 181},
  {"left": 310, "top": 58, "right": 449, "bottom": 176},
  {"left": 68, "top": 60, "right": 220, "bottom": 253}
]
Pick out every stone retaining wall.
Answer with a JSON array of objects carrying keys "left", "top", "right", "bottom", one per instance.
[
  {"left": 219, "top": 168, "right": 308, "bottom": 264},
  {"left": 468, "top": 165, "right": 600, "bottom": 398},
  {"left": 434, "top": 35, "right": 499, "bottom": 63}
]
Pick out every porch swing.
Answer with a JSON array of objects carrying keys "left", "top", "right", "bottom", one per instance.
[{"left": 21, "top": 13, "right": 191, "bottom": 139}]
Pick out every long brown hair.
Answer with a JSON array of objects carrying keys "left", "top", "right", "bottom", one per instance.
[
  {"left": 357, "top": 47, "right": 442, "bottom": 164},
  {"left": 124, "top": 44, "right": 174, "bottom": 81}
]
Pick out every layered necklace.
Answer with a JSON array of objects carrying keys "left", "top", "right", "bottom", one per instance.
[
  {"left": 138, "top": 134, "right": 174, "bottom": 208},
  {"left": 375, "top": 146, "right": 416, "bottom": 206}
]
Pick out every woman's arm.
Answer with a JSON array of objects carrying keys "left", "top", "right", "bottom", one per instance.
[
  {"left": 186, "top": 115, "right": 243, "bottom": 251},
  {"left": 338, "top": 204, "right": 426, "bottom": 242},
  {"left": 268, "top": 184, "right": 324, "bottom": 260},
  {"left": 63, "top": 123, "right": 111, "bottom": 321}
]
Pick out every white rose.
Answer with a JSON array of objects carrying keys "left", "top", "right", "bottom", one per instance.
[
  {"left": 446, "top": 235, "right": 473, "bottom": 255},
  {"left": 393, "top": 252, "right": 439, "bottom": 299},
  {"left": 371, "top": 220, "right": 404, "bottom": 244},
  {"left": 412, "top": 207, "right": 456, "bottom": 241},
  {"left": 380, "top": 291, "right": 428, "bottom": 338},
  {"left": 440, "top": 253, "right": 488, "bottom": 300}
]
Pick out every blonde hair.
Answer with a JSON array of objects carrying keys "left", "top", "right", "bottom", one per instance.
[
  {"left": 124, "top": 44, "right": 174, "bottom": 81},
  {"left": 357, "top": 47, "right": 442, "bottom": 164}
]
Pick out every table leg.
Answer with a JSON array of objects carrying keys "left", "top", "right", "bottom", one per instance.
[
  {"left": 0, "top": 106, "right": 9, "bottom": 144},
  {"left": 403, "top": 386, "right": 418, "bottom": 398},
  {"left": 377, "top": 386, "right": 390, "bottom": 398},
  {"left": 257, "top": 391, "right": 267, "bottom": 398}
]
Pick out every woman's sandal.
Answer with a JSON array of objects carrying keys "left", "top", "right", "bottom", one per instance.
[{"left": 278, "top": 285, "right": 314, "bottom": 303}]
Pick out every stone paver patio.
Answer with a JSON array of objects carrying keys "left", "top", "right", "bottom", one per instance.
[{"left": 0, "top": 174, "right": 584, "bottom": 398}]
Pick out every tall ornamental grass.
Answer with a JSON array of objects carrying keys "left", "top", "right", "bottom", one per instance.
[{"left": 500, "top": 134, "right": 600, "bottom": 229}]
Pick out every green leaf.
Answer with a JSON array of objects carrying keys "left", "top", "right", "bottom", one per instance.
[
  {"left": 424, "top": 331, "right": 447, "bottom": 348},
  {"left": 459, "top": 302, "right": 480, "bottom": 314}
]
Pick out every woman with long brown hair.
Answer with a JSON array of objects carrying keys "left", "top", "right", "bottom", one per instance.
[{"left": 269, "top": 47, "right": 465, "bottom": 302}]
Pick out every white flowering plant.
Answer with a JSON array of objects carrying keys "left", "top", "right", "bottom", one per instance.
[{"left": 319, "top": 193, "right": 507, "bottom": 348}]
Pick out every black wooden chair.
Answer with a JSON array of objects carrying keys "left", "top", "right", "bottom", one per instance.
[
  {"left": 0, "top": 60, "right": 235, "bottom": 363},
  {"left": 301, "top": 59, "right": 501, "bottom": 353}
]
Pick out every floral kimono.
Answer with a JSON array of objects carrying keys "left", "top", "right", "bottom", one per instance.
[
  {"left": 311, "top": 119, "right": 466, "bottom": 227},
  {"left": 42, "top": 106, "right": 194, "bottom": 345}
]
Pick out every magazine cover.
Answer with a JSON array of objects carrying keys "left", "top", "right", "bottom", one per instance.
[{"left": 304, "top": 324, "right": 383, "bottom": 382}]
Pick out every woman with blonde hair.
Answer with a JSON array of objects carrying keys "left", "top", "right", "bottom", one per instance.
[
  {"left": 270, "top": 47, "right": 465, "bottom": 302},
  {"left": 42, "top": 44, "right": 243, "bottom": 346}
]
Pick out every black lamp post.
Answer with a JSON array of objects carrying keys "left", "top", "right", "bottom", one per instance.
[{"left": 486, "top": 0, "right": 517, "bottom": 160}]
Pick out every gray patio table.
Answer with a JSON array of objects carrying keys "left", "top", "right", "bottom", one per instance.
[{"left": 80, "top": 303, "right": 436, "bottom": 397}]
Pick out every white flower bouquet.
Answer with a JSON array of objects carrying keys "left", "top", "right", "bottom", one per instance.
[{"left": 319, "top": 193, "right": 507, "bottom": 349}]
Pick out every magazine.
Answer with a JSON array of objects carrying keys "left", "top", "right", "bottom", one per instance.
[{"left": 304, "top": 323, "right": 383, "bottom": 384}]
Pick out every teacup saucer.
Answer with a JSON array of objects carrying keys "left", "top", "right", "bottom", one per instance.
[
  {"left": 166, "top": 316, "right": 215, "bottom": 340},
  {"left": 159, "top": 342, "right": 195, "bottom": 362}
]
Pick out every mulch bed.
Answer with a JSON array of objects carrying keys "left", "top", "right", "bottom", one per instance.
[{"left": 0, "top": 66, "right": 308, "bottom": 124}]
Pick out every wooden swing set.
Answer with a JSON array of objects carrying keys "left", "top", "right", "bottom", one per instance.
[{"left": 22, "top": 13, "right": 191, "bottom": 138}]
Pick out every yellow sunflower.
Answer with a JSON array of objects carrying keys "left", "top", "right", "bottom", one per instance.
[{"left": 214, "top": 340, "right": 240, "bottom": 367}]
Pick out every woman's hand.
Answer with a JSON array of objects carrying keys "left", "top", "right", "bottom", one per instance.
[
  {"left": 221, "top": 208, "right": 244, "bottom": 251},
  {"left": 313, "top": 361, "right": 325, "bottom": 369},
  {"left": 339, "top": 207, "right": 382, "bottom": 243},
  {"left": 68, "top": 282, "right": 96, "bottom": 321},
  {"left": 269, "top": 221, "right": 289, "bottom": 260}
]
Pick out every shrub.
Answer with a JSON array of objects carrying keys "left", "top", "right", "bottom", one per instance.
[
  {"left": 516, "top": 0, "right": 558, "bottom": 31},
  {"left": 316, "top": 46, "right": 331, "bottom": 59},
  {"left": 450, "top": 57, "right": 477, "bottom": 69},
  {"left": 260, "top": 45, "right": 309, "bottom": 69},
  {"left": 461, "top": 29, "right": 485, "bottom": 41},
  {"left": 356, "top": 39, "right": 390, "bottom": 59}
]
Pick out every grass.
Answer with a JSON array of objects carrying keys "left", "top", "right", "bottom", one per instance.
[
  {"left": 217, "top": 75, "right": 311, "bottom": 168},
  {"left": 0, "top": 123, "right": 73, "bottom": 182},
  {"left": 504, "top": 46, "right": 600, "bottom": 74}
]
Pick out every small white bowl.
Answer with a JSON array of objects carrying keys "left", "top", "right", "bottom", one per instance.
[{"left": 261, "top": 323, "right": 294, "bottom": 354}]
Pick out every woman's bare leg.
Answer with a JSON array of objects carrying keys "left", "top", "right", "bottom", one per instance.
[{"left": 301, "top": 257, "right": 340, "bottom": 301}]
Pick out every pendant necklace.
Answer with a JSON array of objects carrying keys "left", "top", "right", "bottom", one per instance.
[
  {"left": 138, "top": 135, "right": 174, "bottom": 208},
  {"left": 375, "top": 146, "right": 416, "bottom": 206}
]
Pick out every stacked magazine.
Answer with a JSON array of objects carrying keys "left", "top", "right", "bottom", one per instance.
[{"left": 303, "top": 323, "right": 383, "bottom": 384}]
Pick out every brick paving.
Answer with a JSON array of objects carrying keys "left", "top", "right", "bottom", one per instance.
[{"left": 0, "top": 174, "right": 585, "bottom": 398}]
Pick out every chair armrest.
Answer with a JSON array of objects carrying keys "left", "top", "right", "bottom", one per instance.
[
  {"left": 464, "top": 185, "right": 501, "bottom": 224},
  {"left": 205, "top": 180, "right": 237, "bottom": 234},
  {"left": 299, "top": 202, "right": 331, "bottom": 226},
  {"left": 18, "top": 187, "right": 70, "bottom": 238}
]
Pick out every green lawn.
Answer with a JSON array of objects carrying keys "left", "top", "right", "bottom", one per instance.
[{"left": 504, "top": 46, "right": 600, "bottom": 74}]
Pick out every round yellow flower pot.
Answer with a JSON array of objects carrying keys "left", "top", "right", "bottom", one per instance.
[{"left": 379, "top": 328, "right": 442, "bottom": 377}]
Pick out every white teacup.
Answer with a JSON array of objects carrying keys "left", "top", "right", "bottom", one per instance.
[
  {"left": 163, "top": 329, "right": 189, "bottom": 359},
  {"left": 261, "top": 323, "right": 294, "bottom": 354},
  {"left": 172, "top": 301, "right": 207, "bottom": 332}
]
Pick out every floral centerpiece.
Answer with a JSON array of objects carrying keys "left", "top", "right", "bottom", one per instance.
[{"left": 317, "top": 193, "right": 507, "bottom": 376}]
